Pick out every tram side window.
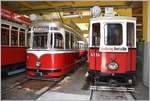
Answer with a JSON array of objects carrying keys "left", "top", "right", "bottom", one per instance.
[
  {"left": 92, "top": 23, "right": 100, "bottom": 46},
  {"left": 105, "top": 23, "right": 122, "bottom": 45},
  {"left": 73, "top": 37, "right": 77, "bottom": 49},
  {"left": 127, "top": 23, "right": 135, "bottom": 47},
  {"left": 1, "top": 24, "right": 9, "bottom": 46},
  {"left": 54, "top": 33, "right": 64, "bottom": 49},
  {"left": 65, "top": 31, "right": 70, "bottom": 49},
  {"left": 76, "top": 37, "right": 80, "bottom": 49},
  {"left": 11, "top": 27, "right": 18, "bottom": 46},
  {"left": 70, "top": 34, "right": 74, "bottom": 49},
  {"left": 19, "top": 29, "right": 25, "bottom": 46}
]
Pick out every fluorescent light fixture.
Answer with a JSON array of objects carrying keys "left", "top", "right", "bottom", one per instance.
[
  {"left": 83, "top": 34, "right": 88, "bottom": 38},
  {"left": 76, "top": 23, "right": 89, "bottom": 31}
]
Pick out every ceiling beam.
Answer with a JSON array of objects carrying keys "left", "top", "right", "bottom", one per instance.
[
  {"left": 18, "top": 1, "right": 33, "bottom": 9},
  {"left": 17, "top": 5, "right": 129, "bottom": 14}
]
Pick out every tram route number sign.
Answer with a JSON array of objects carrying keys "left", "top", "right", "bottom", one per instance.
[
  {"left": 99, "top": 47, "right": 128, "bottom": 52},
  {"left": 33, "top": 26, "right": 49, "bottom": 32}
]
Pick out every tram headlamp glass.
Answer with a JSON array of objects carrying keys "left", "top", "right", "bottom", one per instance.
[
  {"left": 107, "top": 62, "right": 119, "bottom": 70},
  {"left": 36, "top": 61, "right": 41, "bottom": 67}
]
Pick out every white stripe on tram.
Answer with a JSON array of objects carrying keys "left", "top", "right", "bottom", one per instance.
[{"left": 27, "top": 50, "right": 79, "bottom": 58}]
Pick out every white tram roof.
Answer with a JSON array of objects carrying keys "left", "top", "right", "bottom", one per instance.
[
  {"left": 30, "top": 20, "right": 83, "bottom": 38},
  {"left": 90, "top": 16, "right": 136, "bottom": 22},
  {"left": 31, "top": 21, "right": 78, "bottom": 32},
  {"left": 30, "top": 21, "right": 63, "bottom": 27}
]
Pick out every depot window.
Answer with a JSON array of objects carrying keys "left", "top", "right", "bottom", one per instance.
[
  {"left": 1, "top": 24, "right": 9, "bottom": 46},
  {"left": 33, "top": 32, "right": 47, "bottom": 49},
  {"left": 19, "top": 29, "right": 25, "bottom": 46},
  {"left": 54, "top": 33, "right": 64, "bottom": 49},
  {"left": 104, "top": 23, "right": 122, "bottom": 45},
  {"left": 11, "top": 26, "right": 18, "bottom": 46},
  {"left": 92, "top": 23, "right": 100, "bottom": 46}
]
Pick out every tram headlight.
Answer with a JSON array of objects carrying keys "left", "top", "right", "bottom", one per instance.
[
  {"left": 36, "top": 61, "right": 41, "bottom": 67},
  {"left": 107, "top": 62, "right": 119, "bottom": 70}
]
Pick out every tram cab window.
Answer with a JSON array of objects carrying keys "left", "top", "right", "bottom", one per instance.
[
  {"left": 65, "top": 31, "right": 70, "bottom": 49},
  {"left": 11, "top": 27, "right": 18, "bottom": 46},
  {"left": 92, "top": 23, "right": 100, "bottom": 46},
  {"left": 27, "top": 33, "right": 31, "bottom": 48},
  {"left": 19, "top": 29, "right": 25, "bottom": 46},
  {"left": 50, "top": 33, "right": 53, "bottom": 48},
  {"left": 33, "top": 32, "right": 47, "bottom": 49},
  {"left": 54, "top": 33, "right": 64, "bottom": 49},
  {"left": 1, "top": 24, "right": 9, "bottom": 46},
  {"left": 127, "top": 23, "right": 135, "bottom": 47},
  {"left": 105, "top": 23, "right": 122, "bottom": 45}
]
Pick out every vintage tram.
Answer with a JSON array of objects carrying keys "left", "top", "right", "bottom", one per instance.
[
  {"left": 1, "top": 6, "right": 30, "bottom": 77},
  {"left": 26, "top": 21, "right": 85, "bottom": 80},
  {"left": 77, "top": 41, "right": 88, "bottom": 62},
  {"left": 88, "top": 11, "right": 136, "bottom": 86}
]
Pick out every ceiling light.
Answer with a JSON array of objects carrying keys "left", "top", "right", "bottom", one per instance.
[{"left": 76, "top": 23, "right": 89, "bottom": 31}]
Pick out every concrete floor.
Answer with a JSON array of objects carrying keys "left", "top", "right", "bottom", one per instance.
[
  {"left": 37, "top": 62, "right": 149, "bottom": 100},
  {"left": 1, "top": 62, "right": 149, "bottom": 100}
]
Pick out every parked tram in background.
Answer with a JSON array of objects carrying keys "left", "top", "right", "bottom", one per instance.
[
  {"left": 77, "top": 41, "right": 88, "bottom": 62},
  {"left": 88, "top": 8, "right": 136, "bottom": 86},
  {"left": 1, "top": 20, "right": 28, "bottom": 77},
  {"left": 26, "top": 21, "right": 85, "bottom": 80},
  {"left": 1, "top": 6, "right": 30, "bottom": 77}
]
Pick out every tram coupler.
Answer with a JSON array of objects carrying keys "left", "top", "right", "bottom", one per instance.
[{"left": 90, "top": 86, "right": 135, "bottom": 92}]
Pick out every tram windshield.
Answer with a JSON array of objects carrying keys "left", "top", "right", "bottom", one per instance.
[
  {"left": 105, "top": 23, "right": 122, "bottom": 45},
  {"left": 33, "top": 32, "right": 48, "bottom": 49},
  {"left": 54, "top": 33, "right": 64, "bottom": 49}
]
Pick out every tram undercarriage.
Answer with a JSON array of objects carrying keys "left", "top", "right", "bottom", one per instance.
[{"left": 87, "top": 70, "right": 136, "bottom": 87}]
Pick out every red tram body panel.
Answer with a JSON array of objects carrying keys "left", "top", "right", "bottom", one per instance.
[
  {"left": 1, "top": 47, "right": 26, "bottom": 65},
  {"left": 89, "top": 49, "right": 136, "bottom": 73},
  {"left": 27, "top": 51, "right": 80, "bottom": 77}
]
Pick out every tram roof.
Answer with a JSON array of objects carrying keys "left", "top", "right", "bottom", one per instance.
[
  {"left": 90, "top": 16, "right": 136, "bottom": 21},
  {"left": 30, "top": 20, "right": 83, "bottom": 39},
  {"left": 30, "top": 21, "right": 64, "bottom": 27},
  {"left": 30, "top": 21, "right": 79, "bottom": 32}
]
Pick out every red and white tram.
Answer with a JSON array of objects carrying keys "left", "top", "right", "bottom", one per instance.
[
  {"left": 77, "top": 41, "right": 88, "bottom": 62},
  {"left": 26, "top": 21, "right": 84, "bottom": 80},
  {"left": 1, "top": 6, "right": 30, "bottom": 77},
  {"left": 88, "top": 12, "right": 136, "bottom": 86}
]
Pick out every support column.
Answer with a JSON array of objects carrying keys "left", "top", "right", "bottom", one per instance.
[{"left": 143, "top": 1, "right": 150, "bottom": 88}]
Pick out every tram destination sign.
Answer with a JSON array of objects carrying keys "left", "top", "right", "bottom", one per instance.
[
  {"left": 99, "top": 46, "right": 128, "bottom": 52},
  {"left": 33, "top": 26, "right": 49, "bottom": 32}
]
